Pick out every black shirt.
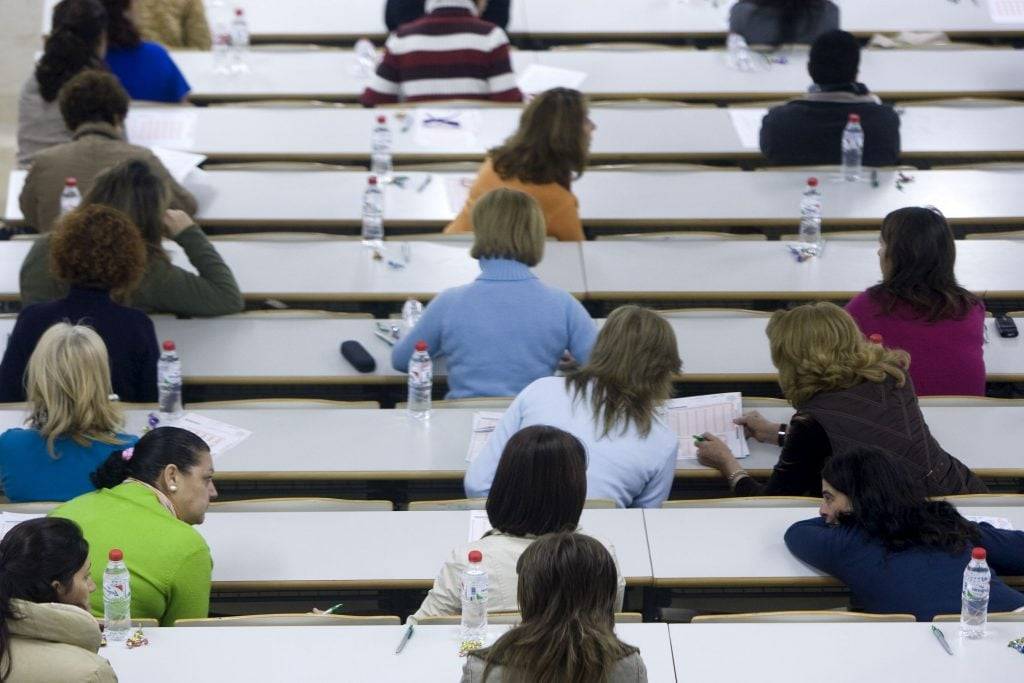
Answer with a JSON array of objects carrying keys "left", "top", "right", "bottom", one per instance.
[{"left": 385, "top": 0, "right": 510, "bottom": 30}]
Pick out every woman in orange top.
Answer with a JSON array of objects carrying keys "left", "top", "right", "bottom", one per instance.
[{"left": 444, "top": 88, "right": 593, "bottom": 241}]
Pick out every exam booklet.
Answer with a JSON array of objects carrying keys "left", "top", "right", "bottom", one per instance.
[
  {"left": 160, "top": 412, "right": 252, "bottom": 458},
  {"left": 465, "top": 412, "right": 504, "bottom": 463},
  {"left": 665, "top": 392, "right": 750, "bottom": 461}
]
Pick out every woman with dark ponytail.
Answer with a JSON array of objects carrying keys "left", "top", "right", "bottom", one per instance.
[
  {"left": 729, "top": 0, "right": 839, "bottom": 46},
  {"left": 0, "top": 517, "right": 115, "bottom": 682},
  {"left": 16, "top": 0, "right": 108, "bottom": 167},
  {"left": 51, "top": 426, "right": 217, "bottom": 626},
  {"left": 100, "top": 0, "right": 192, "bottom": 103}
]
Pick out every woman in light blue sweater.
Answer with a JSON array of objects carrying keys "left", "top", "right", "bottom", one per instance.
[
  {"left": 392, "top": 188, "right": 597, "bottom": 398},
  {"left": 465, "top": 306, "right": 681, "bottom": 508}
]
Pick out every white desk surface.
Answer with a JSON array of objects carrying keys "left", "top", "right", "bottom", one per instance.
[
  {"left": 168, "top": 48, "right": 1024, "bottom": 102},
  {"left": 118, "top": 104, "right": 1024, "bottom": 162},
  {"left": 199, "top": 509, "right": 652, "bottom": 587},
  {"left": 11, "top": 168, "right": 1024, "bottom": 229},
  {"left": 0, "top": 239, "right": 585, "bottom": 302},
  {"left": 646, "top": 505, "right": 1024, "bottom": 587},
  {"left": 581, "top": 239, "right": 1024, "bottom": 300},
  {"left": 669, "top": 622, "right": 1024, "bottom": 683},
  {"left": 102, "top": 623, "right": 674, "bottom": 683}
]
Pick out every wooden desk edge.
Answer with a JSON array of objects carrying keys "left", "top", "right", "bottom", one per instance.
[{"left": 212, "top": 576, "right": 653, "bottom": 591}]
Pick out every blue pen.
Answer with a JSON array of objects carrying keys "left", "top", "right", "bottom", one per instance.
[{"left": 394, "top": 624, "right": 415, "bottom": 654}]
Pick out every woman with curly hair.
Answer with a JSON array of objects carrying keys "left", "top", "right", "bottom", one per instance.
[
  {"left": 101, "top": 0, "right": 191, "bottom": 102},
  {"left": 1, "top": 204, "right": 158, "bottom": 404},
  {"left": 695, "top": 302, "right": 985, "bottom": 497}
]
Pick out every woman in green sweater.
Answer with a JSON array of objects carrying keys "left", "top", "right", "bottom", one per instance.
[
  {"left": 51, "top": 426, "right": 217, "bottom": 626},
  {"left": 20, "top": 158, "right": 244, "bottom": 317}
]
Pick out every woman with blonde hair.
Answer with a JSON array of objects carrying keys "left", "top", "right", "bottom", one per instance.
[
  {"left": 466, "top": 305, "right": 680, "bottom": 508},
  {"left": 444, "top": 87, "right": 593, "bottom": 241},
  {"left": 393, "top": 187, "right": 596, "bottom": 398},
  {"left": 461, "top": 532, "right": 646, "bottom": 683},
  {"left": 696, "top": 302, "right": 985, "bottom": 497},
  {"left": 0, "top": 324, "right": 136, "bottom": 502}
]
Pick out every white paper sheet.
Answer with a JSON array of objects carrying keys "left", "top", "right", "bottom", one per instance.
[
  {"left": 159, "top": 412, "right": 252, "bottom": 457},
  {"left": 0, "top": 512, "right": 46, "bottom": 541},
  {"left": 465, "top": 412, "right": 504, "bottom": 463},
  {"left": 989, "top": 0, "right": 1024, "bottom": 23},
  {"left": 413, "top": 110, "right": 482, "bottom": 149},
  {"left": 965, "top": 515, "right": 1014, "bottom": 530},
  {"left": 517, "top": 64, "right": 588, "bottom": 95},
  {"left": 444, "top": 175, "right": 475, "bottom": 214},
  {"left": 126, "top": 108, "right": 199, "bottom": 150},
  {"left": 468, "top": 510, "right": 493, "bottom": 542},
  {"left": 151, "top": 147, "right": 207, "bottom": 184},
  {"left": 4, "top": 170, "right": 27, "bottom": 222},
  {"left": 665, "top": 392, "right": 750, "bottom": 461},
  {"left": 727, "top": 108, "right": 767, "bottom": 149}
]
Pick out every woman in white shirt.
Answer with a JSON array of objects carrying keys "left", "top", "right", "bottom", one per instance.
[
  {"left": 410, "top": 425, "right": 625, "bottom": 623},
  {"left": 465, "top": 305, "right": 681, "bottom": 508}
]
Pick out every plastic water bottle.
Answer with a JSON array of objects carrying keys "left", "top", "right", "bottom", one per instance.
[
  {"left": 229, "top": 7, "right": 250, "bottom": 74},
  {"left": 841, "top": 113, "right": 864, "bottom": 182},
  {"left": 407, "top": 340, "right": 432, "bottom": 421},
  {"left": 725, "top": 33, "right": 756, "bottom": 72},
  {"left": 798, "top": 177, "right": 823, "bottom": 256},
  {"left": 157, "top": 340, "right": 183, "bottom": 418},
  {"left": 354, "top": 38, "right": 379, "bottom": 78},
  {"left": 960, "top": 547, "right": 991, "bottom": 639},
  {"left": 59, "top": 177, "right": 81, "bottom": 216},
  {"left": 371, "top": 115, "right": 393, "bottom": 182},
  {"left": 209, "top": 0, "right": 231, "bottom": 74},
  {"left": 401, "top": 298, "right": 424, "bottom": 331},
  {"left": 103, "top": 549, "right": 132, "bottom": 645},
  {"left": 361, "top": 175, "right": 385, "bottom": 249},
  {"left": 460, "top": 550, "right": 488, "bottom": 642}
]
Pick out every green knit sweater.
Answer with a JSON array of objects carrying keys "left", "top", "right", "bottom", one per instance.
[{"left": 51, "top": 482, "right": 212, "bottom": 626}]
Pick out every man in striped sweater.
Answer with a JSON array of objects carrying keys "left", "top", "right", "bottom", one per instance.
[{"left": 360, "top": 0, "right": 523, "bottom": 106}]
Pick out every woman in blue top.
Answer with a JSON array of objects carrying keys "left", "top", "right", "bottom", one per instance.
[
  {"left": 786, "top": 447, "right": 1024, "bottom": 621},
  {"left": 101, "top": 0, "right": 190, "bottom": 102},
  {"left": 392, "top": 188, "right": 597, "bottom": 399},
  {"left": 0, "top": 324, "right": 137, "bottom": 502}
]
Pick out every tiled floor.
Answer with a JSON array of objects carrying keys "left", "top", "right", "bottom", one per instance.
[{"left": 0, "top": 0, "right": 44, "bottom": 204}]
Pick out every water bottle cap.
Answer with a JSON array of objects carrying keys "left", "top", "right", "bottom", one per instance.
[
  {"left": 235, "top": 7, "right": 243, "bottom": 15},
  {"left": 415, "top": 340, "right": 427, "bottom": 352},
  {"left": 162, "top": 340, "right": 176, "bottom": 351},
  {"left": 65, "top": 177, "right": 77, "bottom": 186},
  {"left": 108, "top": 548, "right": 124, "bottom": 561},
  {"left": 972, "top": 547, "right": 986, "bottom": 560},
  {"left": 377, "top": 115, "right": 387, "bottom": 124},
  {"left": 368, "top": 176, "right": 378, "bottom": 185},
  {"left": 806, "top": 177, "right": 818, "bottom": 187},
  {"left": 468, "top": 550, "right": 483, "bottom": 563},
  {"left": 848, "top": 113, "right": 861, "bottom": 123}
]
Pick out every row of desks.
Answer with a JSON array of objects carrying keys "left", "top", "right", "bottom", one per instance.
[
  {"left": 45, "top": 0, "right": 1024, "bottom": 42},
  {"left": 10, "top": 168, "right": 1024, "bottom": 231},
  {"left": 102, "top": 621, "right": 1023, "bottom": 683},
  {"left": 166, "top": 48, "right": 1024, "bottom": 103},
  {"left": 2, "top": 402, "right": 1021, "bottom": 481},
  {"left": 4, "top": 240, "right": 1024, "bottom": 303},
  {"left": 113, "top": 103, "right": 1024, "bottom": 163}
]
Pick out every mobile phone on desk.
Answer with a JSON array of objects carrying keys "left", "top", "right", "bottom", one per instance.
[{"left": 996, "top": 315, "right": 1019, "bottom": 339}]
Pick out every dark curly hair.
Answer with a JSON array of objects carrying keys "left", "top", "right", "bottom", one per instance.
[
  {"left": 99, "top": 0, "right": 141, "bottom": 49},
  {"left": 35, "top": 0, "right": 108, "bottom": 102},
  {"left": 58, "top": 69, "right": 129, "bottom": 131},
  {"left": 50, "top": 204, "right": 146, "bottom": 293}
]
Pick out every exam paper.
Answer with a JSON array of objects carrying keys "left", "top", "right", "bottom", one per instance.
[
  {"left": 151, "top": 147, "right": 207, "bottom": 184},
  {"left": 0, "top": 512, "right": 45, "bottom": 542},
  {"left": 517, "top": 64, "right": 588, "bottom": 95},
  {"left": 727, "top": 108, "right": 767, "bottom": 150},
  {"left": 468, "top": 510, "right": 493, "bottom": 542},
  {"left": 665, "top": 392, "right": 750, "bottom": 461},
  {"left": 965, "top": 515, "right": 1014, "bottom": 530},
  {"left": 466, "top": 412, "right": 504, "bottom": 463},
  {"left": 126, "top": 108, "right": 199, "bottom": 150},
  {"left": 160, "top": 412, "right": 252, "bottom": 457},
  {"left": 989, "top": 0, "right": 1024, "bottom": 23},
  {"left": 444, "top": 175, "right": 475, "bottom": 214},
  {"left": 4, "top": 170, "right": 27, "bottom": 222},
  {"left": 413, "top": 109, "right": 482, "bottom": 149}
]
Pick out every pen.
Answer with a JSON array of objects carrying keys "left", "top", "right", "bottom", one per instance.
[
  {"left": 417, "top": 175, "right": 433, "bottom": 193},
  {"left": 394, "top": 624, "right": 415, "bottom": 654},
  {"left": 930, "top": 625, "right": 953, "bottom": 656},
  {"left": 324, "top": 603, "right": 344, "bottom": 615}
]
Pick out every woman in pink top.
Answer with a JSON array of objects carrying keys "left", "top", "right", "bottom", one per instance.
[{"left": 846, "top": 206, "right": 985, "bottom": 396}]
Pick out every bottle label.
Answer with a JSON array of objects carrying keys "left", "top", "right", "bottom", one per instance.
[
  {"left": 409, "top": 364, "right": 432, "bottom": 384},
  {"left": 104, "top": 579, "right": 130, "bottom": 602}
]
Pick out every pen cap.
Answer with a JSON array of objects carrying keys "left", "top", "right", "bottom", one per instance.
[
  {"left": 972, "top": 547, "right": 987, "bottom": 561},
  {"left": 468, "top": 550, "right": 483, "bottom": 564}
]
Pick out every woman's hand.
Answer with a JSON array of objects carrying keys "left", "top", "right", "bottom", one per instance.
[
  {"left": 695, "top": 433, "right": 743, "bottom": 478},
  {"left": 162, "top": 209, "right": 195, "bottom": 238},
  {"left": 735, "top": 410, "right": 781, "bottom": 444}
]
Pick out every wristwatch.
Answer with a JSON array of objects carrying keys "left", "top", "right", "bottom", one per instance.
[{"left": 777, "top": 423, "right": 788, "bottom": 447}]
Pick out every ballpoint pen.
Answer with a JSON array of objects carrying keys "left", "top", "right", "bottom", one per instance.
[
  {"left": 394, "top": 624, "right": 415, "bottom": 654},
  {"left": 323, "top": 603, "right": 344, "bottom": 615},
  {"left": 931, "top": 625, "right": 954, "bottom": 655}
]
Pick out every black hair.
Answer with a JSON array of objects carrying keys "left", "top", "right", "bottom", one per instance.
[
  {"left": 808, "top": 29, "right": 861, "bottom": 85},
  {"left": 868, "top": 206, "right": 979, "bottom": 323},
  {"left": 91, "top": 426, "right": 209, "bottom": 489},
  {"left": 749, "top": 0, "right": 829, "bottom": 45},
  {"left": 0, "top": 518, "right": 90, "bottom": 680},
  {"left": 823, "top": 447, "right": 981, "bottom": 554},
  {"left": 486, "top": 425, "right": 587, "bottom": 537},
  {"left": 99, "top": 0, "right": 141, "bottom": 49},
  {"left": 35, "top": 0, "right": 108, "bottom": 102}
]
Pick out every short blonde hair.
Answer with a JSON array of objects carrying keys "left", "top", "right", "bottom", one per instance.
[
  {"left": 766, "top": 302, "right": 909, "bottom": 406},
  {"left": 469, "top": 188, "right": 546, "bottom": 267},
  {"left": 26, "top": 323, "right": 124, "bottom": 457}
]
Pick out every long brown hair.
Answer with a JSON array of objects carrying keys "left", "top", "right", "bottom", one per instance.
[
  {"left": 471, "top": 532, "right": 638, "bottom": 683},
  {"left": 566, "top": 306, "right": 680, "bottom": 438},
  {"left": 767, "top": 302, "right": 908, "bottom": 406},
  {"left": 83, "top": 159, "right": 171, "bottom": 263},
  {"left": 490, "top": 88, "right": 589, "bottom": 189}
]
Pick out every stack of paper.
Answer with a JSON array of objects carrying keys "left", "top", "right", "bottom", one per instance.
[
  {"left": 465, "top": 412, "right": 504, "bottom": 463},
  {"left": 0, "top": 512, "right": 45, "bottom": 542},
  {"left": 517, "top": 64, "right": 588, "bottom": 96},
  {"left": 158, "top": 412, "right": 252, "bottom": 457},
  {"left": 665, "top": 392, "right": 750, "bottom": 461},
  {"left": 125, "top": 108, "right": 198, "bottom": 150}
]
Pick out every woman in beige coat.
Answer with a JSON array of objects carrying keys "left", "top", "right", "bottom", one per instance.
[{"left": 0, "top": 518, "right": 116, "bottom": 682}]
